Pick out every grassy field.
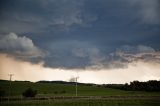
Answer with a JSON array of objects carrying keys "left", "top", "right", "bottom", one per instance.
[
  {"left": 1, "top": 99, "right": 160, "bottom": 106},
  {"left": 0, "top": 80, "right": 160, "bottom": 96},
  {"left": 0, "top": 80, "right": 160, "bottom": 106}
]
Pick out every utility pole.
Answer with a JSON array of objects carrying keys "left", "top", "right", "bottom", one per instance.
[
  {"left": 8, "top": 74, "right": 14, "bottom": 100},
  {"left": 76, "top": 77, "right": 78, "bottom": 97},
  {"left": 75, "top": 72, "right": 79, "bottom": 97}
]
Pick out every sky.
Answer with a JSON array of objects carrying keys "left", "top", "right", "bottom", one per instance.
[{"left": 0, "top": 0, "right": 160, "bottom": 84}]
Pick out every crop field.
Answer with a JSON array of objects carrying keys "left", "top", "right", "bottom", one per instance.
[
  {"left": 0, "top": 80, "right": 160, "bottom": 106},
  {"left": 1, "top": 97, "right": 160, "bottom": 106}
]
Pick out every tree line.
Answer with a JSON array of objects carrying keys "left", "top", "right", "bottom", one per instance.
[{"left": 105, "top": 80, "right": 160, "bottom": 92}]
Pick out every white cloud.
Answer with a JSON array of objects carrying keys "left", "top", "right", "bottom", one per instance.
[{"left": 0, "top": 32, "right": 44, "bottom": 57}]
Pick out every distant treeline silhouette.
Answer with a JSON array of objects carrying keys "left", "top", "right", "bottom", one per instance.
[
  {"left": 37, "top": 80, "right": 96, "bottom": 86},
  {"left": 105, "top": 80, "right": 160, "bottom": 92}
]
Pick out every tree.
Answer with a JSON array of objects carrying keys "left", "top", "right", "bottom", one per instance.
[{"left": 22, "top": 88, "right": 37, "bottom": 97}]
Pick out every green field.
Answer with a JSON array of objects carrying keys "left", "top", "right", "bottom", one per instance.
[
  {"left": 1, "top": 99, "right": 160, "bottom": 106},
  {"left": 1, "top": 80, "right": 160, "bottom": 96},
  {"left": 0, "top": 80, "right": 160, "bottom": 106}
]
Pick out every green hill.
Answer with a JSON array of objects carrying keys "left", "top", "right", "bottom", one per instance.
[{"left": 0, "top": 80, "right": 160, "bottom": 97}]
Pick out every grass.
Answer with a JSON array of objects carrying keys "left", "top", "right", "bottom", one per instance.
[
  {"left": 1, "top": 99, "right": 160, "bottom": 106},
  {"left": 0, "top": 80, "right": 160, "bottom": 106},
  {"left": 0, "top": 80, "right": 160, "bottom": 97}
]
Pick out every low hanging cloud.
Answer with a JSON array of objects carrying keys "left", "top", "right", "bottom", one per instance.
[
  {"left": 0, "top": 32, "right": 44, "bottom": 58},
  {"left": 43, "top": 40, "right": 104, "bottom": 69},
  {"left": 72, "top": 46, "right": 105, "bottom": 66},
  {"left": 114, "top": 45, "right": 160, "bottom": 64},
  {"left": 86, "top": 45, "right": 160, "bottom": 70},
  {"left": 41, "top": 39, "right": 160, "bottom": 70},
  {"left": 1, "top": 52, "right": 160, "bottom": 84},
  {"left": 0, "top": 34, "right": 159, "bottom": 70}
]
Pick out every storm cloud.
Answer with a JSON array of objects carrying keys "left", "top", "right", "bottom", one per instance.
[
  {"left": 0, "top": 0, "right": 160, "bottom": 70},
  {"left": 126, "top": 0, "right": 160, "bottom": 24}
]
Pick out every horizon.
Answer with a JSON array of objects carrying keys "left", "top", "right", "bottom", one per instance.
[
  {"left": 1, "top": 78, "right": 160, "bottom": 85},
  {"left": 0, "top": 0, "right": 160, "bottom": 84}
]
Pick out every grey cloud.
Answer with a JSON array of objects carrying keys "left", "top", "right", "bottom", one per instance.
[
  {"left": 126, "top": 0, "right": 160, "bottom": 24},
  {"left": 115, "top": 45, "right": 160, "bottom": 63},
  {"left": 42, "top": 40, "right": 130, "bottom": 70},
  {"left": 0, "top": 32, "right": 44, "bottom": 58},
  {"left": 0, "top": 0, "right": 97, "bottom": 33},
  {"left": 116, "top": 45, "right": 155, "bottom": 54},
  {"left": 43, "top": 40, "right": 104, "bottom": 69},
  {"left": 72, "top": 45, "right": 105, "bottom": 67},
  {"left": 0, "top": 0, "right": 159, "bottom": 71},
  {"left": 0, "top": 33, "right": 159, "bottom": 70},
  {"left": 87, "top": 45, "right": 160, "bottom": 70}
]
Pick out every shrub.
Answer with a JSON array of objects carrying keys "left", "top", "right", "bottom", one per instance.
[
  {"left": 60, "top": 90, "right": 66, "bottom": 94},
  {"left": 22, "top": 88, "right": 37, "bottom": 97},
  {"left": 0, "top": 89, "right": 6, "bottom": 97},
  {"left": 54, "top": 91, "right": 58, "bottom": 94}
]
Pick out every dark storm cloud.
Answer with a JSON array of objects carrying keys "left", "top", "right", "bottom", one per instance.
[
  {"left": 0, "top": 0, "right": 97, "bottom": 34},
  {"left": 126, "top": 0, "right": 160, "bottom": 24},
  {"left": 0, "top": 0, "right": 160, "bottom": 70}
]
